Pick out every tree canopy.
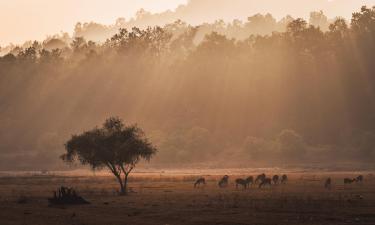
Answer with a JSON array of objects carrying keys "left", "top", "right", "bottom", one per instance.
[{"left": 62, "top": 117, "right": 157, "bottom": 195}]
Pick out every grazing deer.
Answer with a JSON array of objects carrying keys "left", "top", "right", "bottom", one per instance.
[
  {"left": 325, "top": 178, "right": 332, "bottom": 189},
  {"left": 281, "top": 174, "right": 288, "bottom": 184},
  {"left": 235, "top": 178, "right": 248, "bottom": 189},
  {"left": 344, "top": 178, "right": 356, "bottom": 184},
  {"left": 255, "top": 173, "right": 266, "bottom": 184},
  {"left": 246, "top": 176, "right": 254, "bottom": 188},
  {"left": 218, "top": 175, "right": 229, "bottom": 188},
  {"left": 259, "top": 178, "right": 272, "bottom": 188},
  {"left": 272, "top": 175, "right": 279, "bottom": 184},
  {"left": 356, "top": 175, "right": 363, "bottom": 183},
  {"left": 194, "top": 178, "right": 206, "bottom": 188}
]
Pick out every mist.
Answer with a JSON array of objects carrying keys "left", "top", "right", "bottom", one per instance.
[
  {"left": 1, "top": 0, "right": 375, "bottom": 46},
  {"left": 1, "top": 5, "right": 375, "bottom": 170}
]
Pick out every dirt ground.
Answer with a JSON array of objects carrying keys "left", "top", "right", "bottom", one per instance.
[{"left": 0, "top": 170, "right": 374, "bottom": 225}]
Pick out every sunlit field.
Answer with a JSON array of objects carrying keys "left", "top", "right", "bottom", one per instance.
[{"left": 1, "top": 169, "right": 374, "bottom": 225}]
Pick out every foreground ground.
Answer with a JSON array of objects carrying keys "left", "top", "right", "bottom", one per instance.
[{"left": 0, "top": 169, "right": 374, "bottom": 225}]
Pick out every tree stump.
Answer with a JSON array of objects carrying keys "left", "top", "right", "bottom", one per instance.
[{"left": 48, "top": 186, "right": 90, "bottom": 205}]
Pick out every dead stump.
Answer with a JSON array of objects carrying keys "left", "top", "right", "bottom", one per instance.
[{"left": 48, "top": 186, "right": 90, "bottom": 205}]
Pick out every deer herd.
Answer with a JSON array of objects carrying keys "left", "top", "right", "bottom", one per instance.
[
  {"left": 324, "top": 175, "right": 363, "bottom": 189},
  {"left": 194, "top": 173, "right": 289, "bottom": 189},
  {"left": 194, "top": 173, "right": 365, "bottom": 190}
]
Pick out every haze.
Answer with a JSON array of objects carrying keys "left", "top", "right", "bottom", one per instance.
[
  {"left": 2, "top": 2, "right": 375, "bottom": 225},
  {"left": 1, "top": 0, "right": 375, "bottom": 46},
  {"left": 1, "top": 1, "right": 375, "bottom": 170}
]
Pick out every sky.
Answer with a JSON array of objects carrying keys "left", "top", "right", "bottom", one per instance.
[
  {"left": 0, "top": 0, "right": 187, "bottom": 46},
  {"left": 1, "top": 0, "right": 375, "bottom": 46}
]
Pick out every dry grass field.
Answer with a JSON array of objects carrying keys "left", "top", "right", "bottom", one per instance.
[{"left": 0, "top": 169, "right": 374, "bottom": 225}]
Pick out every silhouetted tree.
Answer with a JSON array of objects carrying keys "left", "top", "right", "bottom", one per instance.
[
  {"left": 39, "top": 49, "right": 62, "bottom": 63},
  {"left": 71, "top": 37, "right": 88, "bottom": 52},
  {"left": 287, "top": 18, "right": 308, "bottom": 35},
  {"left": 0, "top": 53, "right": 16, "bottom": 63},
  {"left": 61, "top": 117, "right": 157, "bottom": 195},
  {"left": 17, "top": 46, "right": 37, "bottom": 62},
  {"left": 351, "top": 6, "right": 375, "bottom": 35}
]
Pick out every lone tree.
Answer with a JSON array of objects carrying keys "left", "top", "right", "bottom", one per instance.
[{"left": 61, "top": 117, "right": 157, "bottom": 195}]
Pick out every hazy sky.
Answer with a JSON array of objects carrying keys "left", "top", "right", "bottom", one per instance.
[
  {"left": 1, "top": 0, "right": 375, "bottom": 46},
  {"left": 0, "top": 0, "right": 187, "bottom": 46}
]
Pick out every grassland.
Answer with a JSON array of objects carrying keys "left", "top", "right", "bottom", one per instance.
[{"left": 0, "top": 169, "right": 374, "bottom": 225}]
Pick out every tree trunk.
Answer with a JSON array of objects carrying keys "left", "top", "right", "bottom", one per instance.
[
  {"left": 115, "top": 174, "right": 126, "bottom": 195},
  {"left": 123, "top": 174, "right": 129, "bottom": 195}
]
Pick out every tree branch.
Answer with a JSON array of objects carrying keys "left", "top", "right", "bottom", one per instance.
[
  {"left": 106, "top": 162, "right": 121, "bottom": 178},
  {"left": 120, "top": 164, "right": 134, "bottom": 176}
]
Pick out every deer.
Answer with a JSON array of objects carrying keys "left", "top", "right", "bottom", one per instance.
[
  {"left": 281, "top": 174, "right": 288, "bottom": 184},
  {"left": 246, "top": 176, "right": 254, "bottom": 188},
  {"left": 344, "top": 178, "right": 356, "bottom": 184},
  {"left": 259, "top": 177, "right": 272, "bottom": 188},
  {"left": 235, "top": 178, "right": 248, "bottom": 189},
  {"left": 255, "top": 173, "right": 266, "bottom": 184},
  {"left": 194, "top": 177, "right": 206, "bottom": 188},
  {"left": 356, "top": 175, "right": 363, "bottom": 183},
  {"left": 325, "top": 178, "right": 332, "bottom": 189},
  {"left": 218, "top": 175, "right": 229, "bottom": 188},
  {"left": 272, "top": 175, "right": 279, "bottom": 185}
]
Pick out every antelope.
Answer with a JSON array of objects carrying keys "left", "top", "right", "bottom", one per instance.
[
  {"left": 272, "top": 175, "right": 279, "bottom": 185},
  {"left": 356, "top": 175, "right": 363, "bottom": 183},
  {"left": 246, "top": 176, "right": 254, "bottom": 188},
  {"left": 259, "top": 178, "right": 272, "bottom": 188},
  {"left": 218, "top": 175, "right": 229, "bottom": 188},
  {"left": 325, "top": 178, "right": 332, "bottom": 189},
  {"left": 194, "top": 178, "right": 206, "bottom": 188},
  {"left": 255, "top": 173, "right": 266, "bottom": 184},
  {"left": 344, "top": 178, "right": 356, "bottom": 184},
  {"left": 281, "top": 174, "right": 288, "bottom": 184},
  {"left": 235, "top": 178, "right": 248, "bottom": 189}
]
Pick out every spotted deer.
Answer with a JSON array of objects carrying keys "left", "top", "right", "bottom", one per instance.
[
  {"left": 194, "top": 178, "right": 206, "bottom": 188},
  {"left": 325, "top": 178, "right": 332, "bottom": 189},
  {"left": 255, "top": 173, "right": 266, "bottom": 184},
  {"left": 281, "top": 174, "right": 288, "bottom": 184},
  {"left": 344, "top": 178, "right": 356, "bottom": 184},
  {"left": 246, "top": 176, "right": 254, "bottom": 188},
  {"left": 218, "top": 175, "right": 229, "bottom": 188},
  {"left": 235, "top": 178, "right": 248, "bottom": 189},
  {"left": 272, "top": 175, "right": 279, "bottom": 185},
  {"left": 259, "top": 177, "right": 272, "bottom": 188}
]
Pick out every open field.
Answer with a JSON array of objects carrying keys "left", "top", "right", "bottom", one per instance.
[{"left": 0, "top": 170, "right": 375, "bottom": 225}]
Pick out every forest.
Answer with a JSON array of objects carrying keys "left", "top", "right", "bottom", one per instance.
[{"left": 0, "top": 6, "right": 375, "bottom": 170}]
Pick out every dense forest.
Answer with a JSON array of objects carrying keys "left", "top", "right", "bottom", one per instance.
[{"left": 1, "top": 6, "right": 375, "bottom": 170}]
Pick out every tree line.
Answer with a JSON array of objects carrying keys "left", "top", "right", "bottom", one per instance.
[{"left": 0, "top": 6, "right": 375, "bottom": 170}]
